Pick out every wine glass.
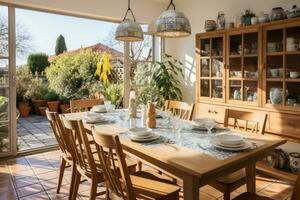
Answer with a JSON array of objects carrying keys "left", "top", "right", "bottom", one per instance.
[
  {"left": 104, "top": 100, "right": 112, "bottom": 112},
  {"left": 204, "top": 118, "right": 216, "bottom": 135},
  {"left": 159, "top": 110, "right": 172, "bottom": 128},
  {"left": 119, "top": 108, "right": 131, "bottom": 127}
]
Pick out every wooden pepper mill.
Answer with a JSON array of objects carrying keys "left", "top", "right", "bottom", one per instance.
[
  {"left": 129, "top": 91, "right": 137, "bottom": 118},
  {"left": 146, "top": 102, "right": 156, "bottom": 128}
]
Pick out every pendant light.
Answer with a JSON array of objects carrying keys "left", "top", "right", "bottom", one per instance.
[
  {"left": 115, "top": 0, "right": 144, "bottom": 42},
  {"left": 156, "top": 0, "right": 191, "bottom": 38}
]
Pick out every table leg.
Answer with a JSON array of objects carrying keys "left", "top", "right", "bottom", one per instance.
[
  {"left": 245, "top": 163, "right": 256, "bottom": 193},
  {"left": 183, "top": 175, "right": 199, "bottom": 200}
]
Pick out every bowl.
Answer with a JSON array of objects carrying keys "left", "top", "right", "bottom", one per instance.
[
  {"left": 217, "top": 134, "right": 244, "bottom": 145},
  {"left": 129, "top": 128, "right": 152, "bottom": 137},
  {"left": 290, "top": 72, "right": 299, "bottom": 78}
]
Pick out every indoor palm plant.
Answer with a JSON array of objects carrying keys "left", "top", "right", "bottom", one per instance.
[{"left": 135, "top": 54, "right": 184, "bottom": 107}]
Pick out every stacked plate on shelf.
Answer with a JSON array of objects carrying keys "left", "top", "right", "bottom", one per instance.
[
  {"left": 128, "top": 128, "right": 160, "bottom": 142},
  {"left": 83, "top": 112, "right": 109, "bottom": 124},
  {"left": 212, "top": 133, "right": 251, "bottom": 151}
]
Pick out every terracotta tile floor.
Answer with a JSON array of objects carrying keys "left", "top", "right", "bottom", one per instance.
[{"left": 0, "top": 150, "right": 294, "bottom": 200}]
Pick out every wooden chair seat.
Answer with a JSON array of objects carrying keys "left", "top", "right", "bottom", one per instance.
[
  {"left": 216, "top": 169, "right": 245, "bottom": 184},
  {"left": 233, "top": 192, "right": 275, "bottom": 200},
  {"left": 131, "top": 172, "right": 180, "bottom": 200}
]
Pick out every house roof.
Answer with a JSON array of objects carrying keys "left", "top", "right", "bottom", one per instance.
[{"left": 48, "top": 43, "right": 123, "bottom": 61}]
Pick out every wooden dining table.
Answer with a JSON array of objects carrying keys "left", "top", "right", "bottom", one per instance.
[{"left": 63, "top": 111, "right": 286, "bottom": 200}]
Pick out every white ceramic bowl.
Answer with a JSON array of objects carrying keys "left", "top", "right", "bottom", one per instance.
[
  {"left": 129, "top": 128, "right": 152, "bottom": 137},
  {"left": 217, "top": 134, "right": 244, "bottom": 145},
  {"left": 290, "top": 72, "right": 299, "bottom": 78}
]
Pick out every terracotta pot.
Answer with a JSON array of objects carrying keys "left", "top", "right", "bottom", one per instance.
[
  {"left": 19, "top": 103, "right": 31, "bottom": 117},
  {"left": 39, "top": 107, "right": 47, "bottom": 116},
  {"left": 32, "top": 100, "right": 47, "bottom": 115},
  {"left": 60, "top": 104, "right": 70, "bottom": 114},
  {"left": 18, "top": 102, "right": 29, "bottom": 108},
  {"left": 47, "top": 101, "right": 60, "bottom": 112}
]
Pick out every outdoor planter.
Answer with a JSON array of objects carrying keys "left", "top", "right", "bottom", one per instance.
[
  {"left": 18, "top": 103, "right": 31, "bottom": 117},
  {"left": 39, "top": 106, "right": 47, "bottom": 116},
  {"left": 60, "top": 104, "right": 70, "bottom": 113},
  {"left": 32, "top": 100, "right": 47, "bottom": 115},
  {"left": 47, "top": 101, "right": 60, "bottom": 112}
]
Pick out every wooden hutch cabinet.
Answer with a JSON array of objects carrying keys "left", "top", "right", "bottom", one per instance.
[{"left": 196, "top": 18, "right": 300, "bottom": 143}]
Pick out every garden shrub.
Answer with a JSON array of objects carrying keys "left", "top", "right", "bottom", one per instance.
[
  {"left": 16, "top": 65, "right": 33, "bottom": 99},
  {"left": 24, "top": 79, "right": 48, "bottom": 100},
  {"left": 27, "top": 53, "right": 50, "bottom": 74},
  {"left": 46, "top": 49, "right": 102, "bottom": 100}
]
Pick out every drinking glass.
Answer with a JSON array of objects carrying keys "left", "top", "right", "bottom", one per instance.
[
  {"left": 119, "top": 109, "right": 131, "bottom": 127},
  {"left": 104, "top": 100, "right": 112, "bottom": 112},
  {"left": 171, "top": 116, "right": 182, "bottom": 145}
]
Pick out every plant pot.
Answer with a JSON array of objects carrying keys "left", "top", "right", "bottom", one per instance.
[
  {"left": 31, "top": 100, "right": 47, "bottom": 115},
  {"left": 47, "top": 101, "right": 60, "bottom": 112},
  {"left": 60, "top": 104, "right": 70, "bottom": 114},
  {"left": 39, "top": 107, "right": 47, "bottom": 116},
  {"left": 18, "top": 102, "right": 29, "bottom": 108},
  {"left": 19, "top": 104, "right": 31, "bottom": 118}
]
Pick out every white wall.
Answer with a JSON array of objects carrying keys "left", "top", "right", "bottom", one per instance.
[
  {"left": 0, "top": 0, "right": 164, "bottom": 23},
  {"left": 165, "top": 0, "right": 299, "bottom": 103}
]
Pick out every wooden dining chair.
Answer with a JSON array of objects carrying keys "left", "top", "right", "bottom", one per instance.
[
  {"left": 164, "top": 100, "right": 195, "bottom": 121},
  {"left": 46, "top": 110, "right": 75, "bottom": 195},
  {"left": 209, "top": 109, "right": 268, "bottom": 200},
  {"left": 60, "top": 116, "right": 137, "bottom": 200},
  {"left": 92, "top": 129, "right": 181, "bottom": 200},
  {"left": 70, "top": 99, "right": 103, "bottom": 113},
  {"left": 233, "top": 169, "right": 300, "bottom": 200}
]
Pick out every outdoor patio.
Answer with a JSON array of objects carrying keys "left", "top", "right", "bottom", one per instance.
[{"left": 17, "top": 115, "right": 56, "bottom": 152}]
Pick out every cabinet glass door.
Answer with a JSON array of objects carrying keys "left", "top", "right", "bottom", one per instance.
[{"left": 199, "top": 36, "right": 224, "bottom": 101}]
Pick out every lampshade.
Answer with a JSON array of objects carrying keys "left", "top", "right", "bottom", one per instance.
[
  {"left": 115, "top": 19, "right": 144, "bottom": 42},
  {"left": 115, "top": 0, "right": 144, "bottom": 42},
  {"left": 155, "top": 0, "right": 191, "bottom": 38}
]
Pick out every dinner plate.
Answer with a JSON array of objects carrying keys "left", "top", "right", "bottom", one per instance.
[
  {"left": 215, "top": 140, "right": 246, "bottom": 148},
  {"left": 129, "top": 133, "right": 154, "bottom": 139},
  {"left": 211, "top": 140, "right": 252, "bottom": 151},
  {"left": 83, "top": 118, "right": 109, "bottom": 124},
  {"left": 129, "top": 132, "right": 160, "bottom": 142}
]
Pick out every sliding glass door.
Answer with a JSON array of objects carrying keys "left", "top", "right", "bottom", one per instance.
[{"left": 0, "top": 4, "right": 16, "bottom": 157}]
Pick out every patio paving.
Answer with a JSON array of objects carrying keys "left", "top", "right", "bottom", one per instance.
[{"left": 17, "top": 115, "right": 57, "bottom": 151}]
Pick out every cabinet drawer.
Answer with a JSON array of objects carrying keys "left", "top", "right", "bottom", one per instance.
[
  {"left": 269, "top": 113, "right": 300, "bottom": 139},
  {"left": 196, "top": 104, "right": 226, "bottom": 123}
]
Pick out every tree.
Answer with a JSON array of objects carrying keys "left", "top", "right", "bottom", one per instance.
[
  {"left": 0, "top": 16, "right": 32, "bottom": 57},
  {"left": 55, "top": 34, "right": 67, "bottom": 55},
  {"left": 27, "top": 53, "right": 50, "bottom": 74}
]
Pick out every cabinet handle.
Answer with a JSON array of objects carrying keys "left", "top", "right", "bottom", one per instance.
[
  {"left": 208, "top": 110, "right": 212, "bottom": 113},
  {"left": 214, "top": 111, "right": 218, "bottom": 114}
]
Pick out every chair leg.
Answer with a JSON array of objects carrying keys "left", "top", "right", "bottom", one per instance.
[
  {"left": 57, "top": 158, "right": 67, "bottom": 193},
  {"left": 68, "top": 163, "right": 76, "bottom": 200},
  {"left": 223, "top": 190, "right": 231, "bottom": 200},
  {"left": 137, "top": 161, "right": 143, "bottom": 171},
  {"left": 70, "top": 170, "right": 81, "bottom": 200},
  {"left": 89, "top": 180, "right": 98, "bottom": 200}
]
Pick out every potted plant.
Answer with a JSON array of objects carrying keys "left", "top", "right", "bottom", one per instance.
[
  {"left": 45, "top": 90, "right": 60, "bottom": 112},
  {"left": 24, "top": 79, "right": 48, "bottom": 115},
  {"left": 18, "top": 101, "right": 31, "bottom": 117},
  {"left": 100, "top": 83, "right": 124, "bottom": 109},
  {"left": 59, "top": 96, "right": 70, "bottom": 113},
  {"left": 241, "top": 9, "right": 256, "bottom": 26}
]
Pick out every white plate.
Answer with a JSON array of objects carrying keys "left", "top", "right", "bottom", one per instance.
[
  {"left": 129, "top": 132, "right": 160, "bottom": 142},
  {"left": 215, "top": 140, "right": 246, "bottom": 148},
  {"left": 129, "top": 128, "right": 152, "bottom": 137},
  {"left": 83, "top": 118, "right": 109, "bottom": 124},
  {"left": 211, "top": 140, "right": 252, "bottom": 151},
  {"left": 129, "top": 133, "right": 154, "bottom": 139}
]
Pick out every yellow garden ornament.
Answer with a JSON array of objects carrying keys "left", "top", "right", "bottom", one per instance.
[{"left": 95, "top": 52, "right": 112, "bottom": 85}]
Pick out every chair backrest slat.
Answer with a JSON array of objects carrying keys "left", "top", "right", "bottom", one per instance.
[
  {"left": 224, "top": 109, "right": 267, "bottom": 135},
  {"left": 70, "top": 99, "right": 103, "bottom": 113},
  {"left": 165, "top": 100, "right": 195, "bottom": 121},
  {"left": 92, "top": 130, "right": 136, "bottom": 200},
  {"left": 61, "top": 116, "right": 97, "bottom": 175},
  {"left": 46, "top": 110, "right": 71, "bottom": 157}
]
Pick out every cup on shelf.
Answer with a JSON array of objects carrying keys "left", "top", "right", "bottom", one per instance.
[
  {"left": 287, "top": 99, "right": 297, "bottom": 106},
  {"left": 289, "top": 152, "right": 300, "bottom": 174},
  {"left": 269, "top": 69, "right": 279, "bottom": 77},
  {"left": 290, "top": 71, "right": 299, "bottom": 78},
  {"left": 267, "top": 42, "right": 280, "bottom": 52}
]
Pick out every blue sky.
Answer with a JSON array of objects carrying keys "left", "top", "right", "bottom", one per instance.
[{"left": 16, "top": 8, "right": 122, "bottom": 66}]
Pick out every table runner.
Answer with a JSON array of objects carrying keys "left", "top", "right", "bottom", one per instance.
[{"left": 94, "top": 112, "right": 263, "bottom": 160}]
